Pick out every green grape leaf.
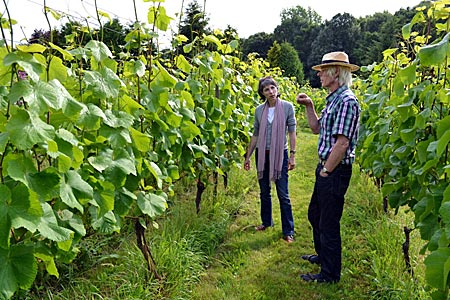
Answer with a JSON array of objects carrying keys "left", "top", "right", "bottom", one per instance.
[
  {"left": 133, "top": 59, "right": 146, "bottom": 77},
  {"left": 180, "top": 120, "right": 201, "bottom": 140},
  {"left": 48, "top": 56, "right": 68, "bottom": 82},
  {"left": 6, "top": 154, "right": 37, "bottom": 186},
  {"left": 9, "top": 183, "right": 42, "bottom": 234},
  {"left": 37, "top": 202, "right": 73, "bottom": 242},
  {"left": 85, "top": 40, "right": 112, "bottom": 63},
  {"left": 78, "top": 103, "right": 106, "bottom": 131},
  {"left": 17, "top": 44, "right": 46, "bottom": 53},
  {"left": 119, "top": 94, "right": 144, "bottom": 115},
  {"left": 99, "top": 125, "right": 131, "bottom": 148},
  {"left": 113, "top": 148, "right": 137, "bottom": 175},
  {"left": 115, "top": 188, "right": 136, "bottom": 217},
  {"left": 92, "top": 180, "right": 115, "bottom": 215},
  {"left": 4, "top": 51, "right": 44, "bottom": 82},
  {"left": 0, "top": 132, "right": 8, "bottom": 154},
  {"left": 56, "top": 209, "right": 86, "bottom": 236},
  {"left": 6, "top": 109, "right": 55, "bottom": 150},
  {"left": 8, "top": 80, "right": 32, "bottom": 104},
  {"left": 130, "top": 127, "right": 151, "bottom": 152},
  {"left": 88, "top": 148, "right": 136, "bottom": 176},
  {"left": 147, "top": 6, "right": 173, "bottom": 31},
  {"left": 0, "top": 185, "right": 12, "bottom": 248},
  {"left": 103, "top": 109, "right": 134, "bottom": 128},
  {"left": 28, "top": 167, "right": 61, "bottom": 201},
  {"left": 27, "top": 80, "right": 61, "bottom": 113},
  {"left": 398, "top": 61, "right": 417, "bottom": 85},
  {"left": 34, "top": 252, "right": 59, "bottom": 277},
  {"left": 84, "top": 68, "right": 121, "bottom": 99},
  {"left": 48, "top": 42, "right": 74, "bottom": 61},
  {"left": 176, "top": 54, "right": 192, "bottom": 73},
  {"left": 90, "top": 208, "right": 119, "bottom": 234},
  {"left": 425, "top": 248, "right": 450, "bottom": 290},
  {"left": 48, "top": 80, "right": 87, "bottom": 121},
  {"left": 137, "top": 191, "right": 167, "bottom": 218},
  {"left": 437, "top": 116, "right": 450, "bottom": 139},
  {"left": 60, "top": 170, "right": 93, "bottom": 213},
  {"left": 155, "top": 61, "right": 177, "bottom": 88},
  {"left": 437, "top": 130, "right": 450, "bottom": 158},
  {"left": 0, "top": 244, "right": 37, "bottom": 299},
  {"left": 419, "top": 32, "right": 450, "bottom": 67},
  {"left": 167, "top": 165, "right": 180, "bottom": 180}
]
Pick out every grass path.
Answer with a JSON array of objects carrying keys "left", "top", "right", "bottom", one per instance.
[{"left": 190, "top": 130, "right": 428, "bottom": 300}]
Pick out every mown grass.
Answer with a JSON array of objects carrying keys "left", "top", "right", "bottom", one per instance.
[{"left": 19, "top": 131, "right": 430, "bottom": 300}]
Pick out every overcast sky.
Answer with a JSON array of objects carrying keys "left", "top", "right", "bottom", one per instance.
[{"left": 3, "top": 0, "right": 423, "bottom": 45}]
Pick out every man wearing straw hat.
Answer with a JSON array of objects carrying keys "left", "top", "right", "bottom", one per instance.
[{"left": 296, "top": 51, "right": 361, "bottom": 283}]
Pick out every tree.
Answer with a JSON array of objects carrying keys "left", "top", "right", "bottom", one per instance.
[
  {"left": 177, "top": 0, "right": 210, "bottom": 55},
  {"left": 28, "top": 29, "right": 52, "bottom": 45},
  {"left": 273, "top": 6, "right": 322, "bottom": 67},
  {"left": 356, "top": 12, "right": 396, "bottom": 66},
  {"left": 240, "top": 32, "right": 274, "bottom": 60},
  {"left": 267, "top": 41, "right": 304, "bottom": 83},
  {"left": 307, "top": 13, "right": 361, "bottom": 87},
  {"left": 101, "top": 18, "right": 130, "bottom": 54}
]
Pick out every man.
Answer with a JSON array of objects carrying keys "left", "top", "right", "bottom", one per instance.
[{"left": 296, "top": 51, "right": 360, "bottom": 283}]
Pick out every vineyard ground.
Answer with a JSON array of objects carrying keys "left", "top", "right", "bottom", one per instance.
[{"left": 22, "top": 131, "right": 430, "bottom": 300}]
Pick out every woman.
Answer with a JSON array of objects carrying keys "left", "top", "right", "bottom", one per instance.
[{"left": 244, "top": 76, "right": 297, "bottom": 243}]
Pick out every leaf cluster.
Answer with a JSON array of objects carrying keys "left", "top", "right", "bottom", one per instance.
[{"left": 356, "top": 1, "right": 450, "bottom": 298}]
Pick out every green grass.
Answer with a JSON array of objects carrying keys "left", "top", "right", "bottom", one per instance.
[{"left": 20, "top": 131, "right": 430, "bottom": 300}]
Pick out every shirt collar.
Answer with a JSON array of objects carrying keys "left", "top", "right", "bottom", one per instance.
[{"left": 326, "top": 85, "right": 349, "bottom": 103}]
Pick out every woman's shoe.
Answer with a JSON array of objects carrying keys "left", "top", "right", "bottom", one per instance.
[
  {"left": 255, "top": 224, "right": 267, "bottom": 231},
  {"left": 283, "top": 235, "right": 294, "bottom": 243}
]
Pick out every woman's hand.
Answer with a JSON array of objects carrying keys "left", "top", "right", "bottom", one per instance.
[
  {"left": 288, "top": 155, "right": 295, "bottom": 170},
  {"left": 244, "top": 158, "right": 251, "bottom": 171}
]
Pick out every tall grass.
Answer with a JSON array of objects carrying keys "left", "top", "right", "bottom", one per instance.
[{"left": 18, "top": 131, "right": 430, "bottom": 300}]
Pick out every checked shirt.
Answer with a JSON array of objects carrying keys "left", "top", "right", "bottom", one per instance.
[{"left": 317, "top": 85, "right": 360, "bottom": 165}]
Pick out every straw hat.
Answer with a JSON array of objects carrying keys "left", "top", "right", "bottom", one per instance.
[{"left": 312, "top": 51, "right": 359, "bottom": 72}]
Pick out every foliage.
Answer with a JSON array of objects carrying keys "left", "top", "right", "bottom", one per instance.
[
  {"left": 243, "top": 3, "right": 423, "bottom": 87},
  {"left": 177, "top": 0, "right": 211, "bottom": 56},
  {"left": 357, "top": 1, "right": 450, "bottom": 298},
  {"left": 274, "top": 6, "right": 322, "bottom": 71},
  {"left": 0, "top": 1, "right": 302, "bottom": 298},
  {"left": 241, "top": 32, "right": 274, "bottom": 60},
  {"left": 267, "top": 41, "right": 304, "bottom": 84},
  {"left": 307, "top": 13, "right": 361, "bottom": 87},
  {"left": 178, "top": 0, "right": 210, "bottom": 40}
]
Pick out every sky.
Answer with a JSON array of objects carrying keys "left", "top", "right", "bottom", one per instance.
[{"left": 2, "top": 0, "right": 424, "bottom": 45}]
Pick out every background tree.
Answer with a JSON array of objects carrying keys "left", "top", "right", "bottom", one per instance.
[
  {"left": 355, "top": 12, "right": 396, "bottom": 67},
  {"left": 100, "top": 18, "right": 129, "bottom": 54},
  {"left": 28, "top": 29, "right": 52, "bottom": 45},
  {"left": 273, "top": 6, "right": 321, "bottom": 72},
  {"left": 307, "top": 13, "right": 361, "bottom": 87},
  {"left": 267, "top": 41, "right": 304, "bottom": 83},
  {"left": 240, "top": 32, "right": 274, "bottom": 60},
  {"left": 177, "top": 0, "right": 211, "bottom": 56}
]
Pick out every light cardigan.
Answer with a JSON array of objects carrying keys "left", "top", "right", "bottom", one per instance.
[
  {"left": 253, "top": 99, "right": 296, "bottom": 180},
  {"left": 252, "top": 99, "right": 296, "bottom": 150}
]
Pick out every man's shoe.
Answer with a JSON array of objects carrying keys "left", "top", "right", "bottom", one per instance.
[
  {"left": 300, "top": 273, "right": 338, "bottom": 283},
  {"left": 301, "top": 254, "right": 320, "bottom": 265},
  {"left": 283, "top": 235, "right": 294, "bottom": 243}
]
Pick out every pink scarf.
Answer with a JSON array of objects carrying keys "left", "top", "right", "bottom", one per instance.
[{"left": 257, "top": 99, "right": 286, "bottom": 181}]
